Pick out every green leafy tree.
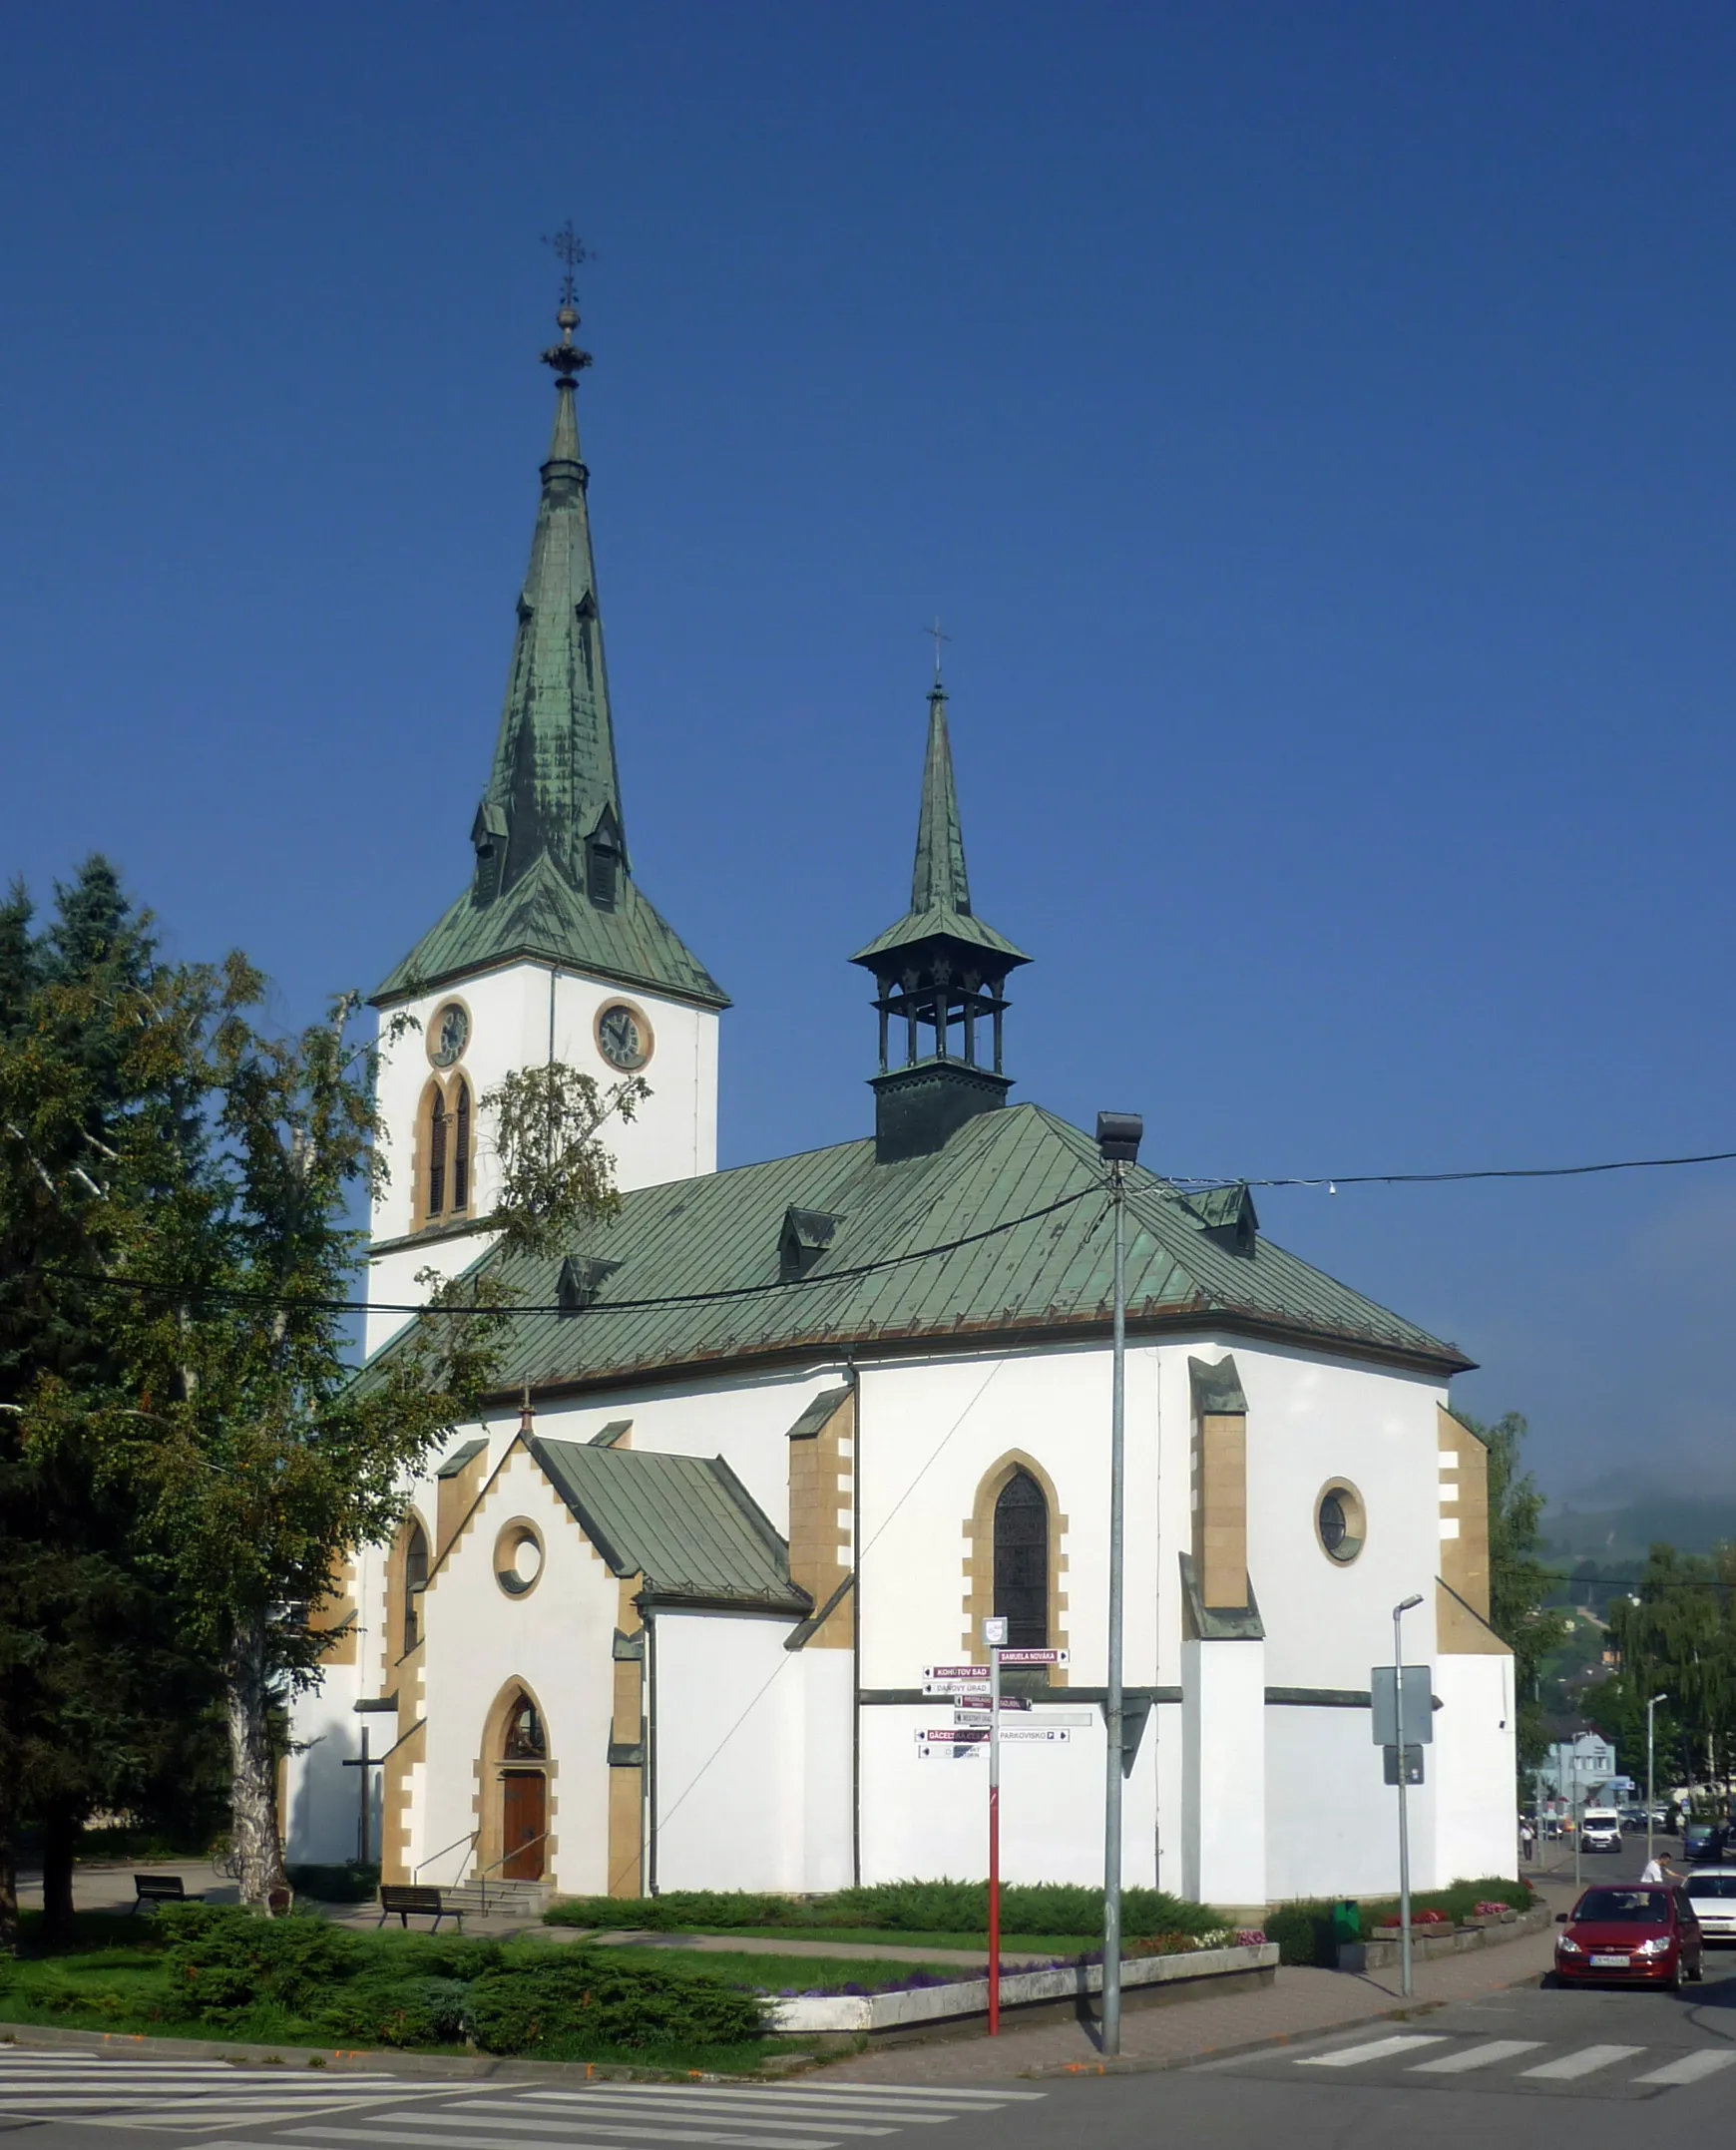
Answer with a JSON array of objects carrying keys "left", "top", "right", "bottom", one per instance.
[
  {"left": 1455, "top": 1408, "right": 1568, "bottom": 1769},
  {"left": 0, "top": 862, "right": 220, "bottom": 1946},
  {"left": 1607, "top": 1542, "right": 1736, "bottom": 1796}
]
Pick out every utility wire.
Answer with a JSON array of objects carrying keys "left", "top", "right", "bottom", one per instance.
[
  {"left": 1167, "top": 1145, "right": 1736, "bottom": 1193},
  {"left": 44, "top": 1187, "right": 1098, "bottom": 1321}
]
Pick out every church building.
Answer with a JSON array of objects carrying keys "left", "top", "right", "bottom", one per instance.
[{"left": 284, "top": 297, "right": 1518, "bottom": 1914}]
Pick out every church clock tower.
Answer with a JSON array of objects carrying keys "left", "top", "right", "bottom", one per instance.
[{"left": 365, "top": 289, "right": 728, "bottom": 1351}]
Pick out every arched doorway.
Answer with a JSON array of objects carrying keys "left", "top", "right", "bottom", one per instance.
[{"left": 499, "top": 1690, "right": 548, "bottom": 1880}]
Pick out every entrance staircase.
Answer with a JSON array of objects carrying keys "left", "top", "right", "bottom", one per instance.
[{"left": 437, "top": 1877, "right": 550, "bottom": 1920}]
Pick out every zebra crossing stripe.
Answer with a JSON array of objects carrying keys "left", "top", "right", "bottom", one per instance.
[
  {"left": 523, "top": 2093, "right": 951, "bottom": 2125},
  {"left": 1408, "top": 2041, "right": 1543, "bottom": 2074},
  {"left": 1632, "top": 2050, "right": 1736, "bottom": 2086},
  {"left": 284, "top": 2122, "right": 841, "bottom": 2150},
  {"left": 1298, "top": 2035, "right": 1447, "bottom": 2068},
  {"left": 513, "top": 2099, "right": 899, "bottom": 2136},
  {"left": 1519, "top": 2045, "right": 1645, "bottom": 2081}
]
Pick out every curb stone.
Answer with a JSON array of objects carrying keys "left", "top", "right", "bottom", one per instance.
[{"left": 0, "top": 2021, "right": 827, "bottom": 2084}]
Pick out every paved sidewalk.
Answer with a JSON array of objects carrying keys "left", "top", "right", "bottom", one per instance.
[{"left": 815, "top": 1884, "right": 1571, "bottom": 2083}]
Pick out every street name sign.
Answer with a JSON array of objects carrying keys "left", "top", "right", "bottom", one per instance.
[{"left": 998, "top": 1648, "right": 1070, "bottom": 1666}]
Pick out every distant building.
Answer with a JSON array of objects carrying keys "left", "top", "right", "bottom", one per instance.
[{"left": 1538, "top": 1732, "right": 1618, "bottom": 1802}]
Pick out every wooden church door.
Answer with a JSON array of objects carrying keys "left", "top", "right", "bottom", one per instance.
[{"left": 501, "top": 1770, "right": 547, "bottom": 1879}]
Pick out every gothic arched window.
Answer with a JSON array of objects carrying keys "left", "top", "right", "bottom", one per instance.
[
  {"left": 502, "top": 1694, "right": 547, "bottom": 1761},
  {"left": 994, "top": 1469, "right": 1049, "bottom": 1650},
  {"left": 426, "top": 1083, "right": 449, "bottom": 1219},
  {"left": 452, "top": 1078, "right": 471, "bottom": 1211},
  {"left": 402, "top": 1518, "right": 429, "bottom": 1655}
]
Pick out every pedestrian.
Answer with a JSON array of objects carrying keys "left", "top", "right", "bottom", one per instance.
[
  {"left": 1519, "top": 1818, "right": 1536, "bottom": 1862},
  {"left": 1639, "top": 1850, "right": 1681, "bottom": 1886}
]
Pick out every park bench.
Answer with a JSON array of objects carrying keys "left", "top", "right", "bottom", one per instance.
[
  {"left": 377, "top": 1884, "right": 461, "bottom": 1932},
  {"left": 132, "top": 1874, "right": 201, "bottom": 1914}
]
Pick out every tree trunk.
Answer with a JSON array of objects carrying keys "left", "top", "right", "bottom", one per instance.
[
  {"left": 40, "top": 1806, "right": 78, "bottom": 1945},
  {"left": 226, "top": 1608, "right": 287, "bottom": 1909},
  {"left": 0, "top": 1825, "right": 17, "bottom": 1954}
]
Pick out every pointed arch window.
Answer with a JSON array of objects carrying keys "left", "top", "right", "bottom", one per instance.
[
  {"left": 502, "top": 1693, "right": 547, "bottom": 1761},
  {"left": 402, "top": 1519, "right": 429, "bottom": 1655},
  {"left": 994, "top": 1469, "right": 1049, "bottom": 1650},
  {"left": 426, "top": 1084, "right": 448, "bottom": 1219},
  {"left": 452, "top": 1078, "right": 471, "bottom": 1211}
]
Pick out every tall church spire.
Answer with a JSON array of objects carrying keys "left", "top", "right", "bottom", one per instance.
[
  {"left": 478, "top": 294, "right": 625, "bottom": 899},
  {"left": 852, "top": 680, "right": 1029, "bottom": 1161},
  {"left": 910, "top": 685, "right": 972, "bottom": 918},
  {"left": 374, "top": 293, "right": 726, "bottom": 1012}
]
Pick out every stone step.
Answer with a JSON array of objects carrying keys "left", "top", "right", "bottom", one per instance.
[{"left": 436, "top": 1878, "right": 549, "bottom": 1916}]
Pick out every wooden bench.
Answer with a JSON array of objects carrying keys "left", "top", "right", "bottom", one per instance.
[
  {"left": 132, "top": 1874, "right": 201, "bottom": 1914},
  {"left": 377, "top": 1884, "right": 461, "bottom": 1933}
]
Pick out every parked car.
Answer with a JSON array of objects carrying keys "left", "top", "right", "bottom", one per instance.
[
  {"left": 1620, "top": 1806, "right": 1647, "bottom": 1833},
  {"left": 1580, "top": 1809, "right": 1623, "bottom": 1853},
  {"left": 1554, "top": 1886, "right": 1703, "bottom": 1989},
  {"left": 1684, "top": 1870, "right": 1736, "bottom": 1945},
  {"left": 1682, "top": 1822, "right": 1726, "bottom": 1864}
]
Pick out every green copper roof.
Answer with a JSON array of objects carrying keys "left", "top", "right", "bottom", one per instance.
[
  {"left": 529, "top": 1435, "right": 807, "bottom": 1609},
  {"left": 376, "top": 849, "right": 727, "bottom": 1008},
  {"left": 852, "top": 685, "right": 1030, "bottom": 971},
  {"left": 376, "top": 319, "right": 725, "bottom": 1010},
  {"left": 366, "top": 1103, "right": 1471, "bottom": 1394}
]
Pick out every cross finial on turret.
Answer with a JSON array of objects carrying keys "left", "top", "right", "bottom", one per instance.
[
  {"left": 540, "top": 221, "right": 594, "bottom": 380},
  {"left": 927, "top": 616, "right": 951, "bottom": 686}
]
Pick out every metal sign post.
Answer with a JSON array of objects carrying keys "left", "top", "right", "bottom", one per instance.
[
  {"left": 983, "top": 1615, "right": 1008, "bottom": 2035},
  {"left": 1391, "top": 1596, "right": 1424, "bottom": 1998}
]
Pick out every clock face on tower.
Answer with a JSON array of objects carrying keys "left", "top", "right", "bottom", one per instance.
[
  {"left": 429, "top": 1000, "right": 471, "bottom": 1068},
  {"left": 596, "top": 1000, "right": 652, "bottom": 1072}
]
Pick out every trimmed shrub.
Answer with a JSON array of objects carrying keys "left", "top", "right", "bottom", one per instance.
[
  {"left": 157, "top": 1905, "right": 365, "bottom": 2027},
  {"left": 317, "top": 1974, "right": 473, "bottom": 2047},
  {"left": 544, "top": 1880, "right": 1224, "bottom": 1940},
  {"left": 467, "top": 1952, "right": 764, "bottom": 2055}
]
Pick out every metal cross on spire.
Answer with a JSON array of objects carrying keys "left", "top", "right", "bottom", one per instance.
[
  {"left": 544, "top": 219, "right": 590, "bottom": 309},
  {"left": 928, "top": 616, "right": 951, "bottom": 685},
  {"left": 540, "top": 221, "right": 594, "bottom": 380}
]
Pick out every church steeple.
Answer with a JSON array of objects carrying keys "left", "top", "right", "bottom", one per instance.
[
  {"left": 852, "top": 682, "right": 1030, "bottom": 1162},
  {"left": 475, "top": 294, "right": 624, "bottom": 904},
  {"left": 375, "top": 291, "right": 725, "bottom": 1012}
]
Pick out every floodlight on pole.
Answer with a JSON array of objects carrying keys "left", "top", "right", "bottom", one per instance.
[
  {"left": 1094, "top": 1110, "right": 1141, "bottom": 2058},
  {"left": 1392, "top": 1594, "right": 1424, "bottom": 1998}
]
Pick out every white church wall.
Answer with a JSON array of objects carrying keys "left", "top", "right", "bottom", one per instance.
[
  {"left": 1230, "top": 1343, "right": 1450, "bottom": 1694},
  {"left": 800, "top": 1649, "right": 856, "bottom": 1894},
  {"left": 285, "top": 1537, "right": 388, "bottom": 1867},
  {"left": 416, "top": 1443, "right": 620, "bottom": 1896},
  {"left": 1431, "top": 1654, "right": 1519, "bottom": 1885},
  {"left": 651, "top": 1611, "right": 806, "bottom": 1892},
  {"left": 858, "top": 1705, "right": 1121, "bottom": 1888},
  {"left": 1263, "top": 1701, "right": 1409, "bottom": 1901},
  {"left": 365, "top": 963, "right": 718, "bottom": 1354}
]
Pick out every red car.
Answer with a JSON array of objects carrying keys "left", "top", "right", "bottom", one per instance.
[{"left": 1554, "top": 1885, "right": 1704, "bottom": 1989}]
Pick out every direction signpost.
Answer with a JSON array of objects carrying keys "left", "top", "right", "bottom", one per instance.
[{"left": 916, "top": 1639, "right": 1074, "bottom": 2036}]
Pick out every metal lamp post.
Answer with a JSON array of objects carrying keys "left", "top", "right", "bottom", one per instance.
[
  {"left": 1095, "top": 1110, "right": 1142, "bottom": 2060},
  {"left": 1647, "top": 1694, "right": 1667, "bottom": 1873},
  {"left": 1393, "top": 1593, "right": 1424, "bottom": 1999}
]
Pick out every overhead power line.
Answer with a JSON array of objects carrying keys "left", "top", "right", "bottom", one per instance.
[{"left": 1170, "top": 1145, "right": 1736, "bottom": 1194}]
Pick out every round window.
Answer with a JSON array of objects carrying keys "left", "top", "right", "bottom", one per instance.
[
  {"left": 1315, "top": 1481, "right": 1366, "bottom": 1564},
  {"left": 494, "top": 1521, "right": 545, "bottom": 1597}
]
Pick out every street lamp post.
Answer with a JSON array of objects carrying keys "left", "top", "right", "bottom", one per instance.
[
  {"left": 1094, "top": 1111, "right": 1142, "bottom": 2061},
  {"left": 1393, "top": 1593, "right": 1424, "bottom": 2000},
  {"left": 1647, "top": 1695, "right": 1668, "bottom": 1873}
]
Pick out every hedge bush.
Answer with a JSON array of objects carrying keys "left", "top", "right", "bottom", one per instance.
[
  {"left": 545, "top": 1880, "right": 1225, "bottom": 1939},
  {"left": 152, "top": 1906, "right": 764, "bottom": 2054}
]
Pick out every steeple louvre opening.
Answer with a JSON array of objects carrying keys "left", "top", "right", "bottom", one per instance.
[{"left": 852, "top": 682, "right": 1030, "bottom": 1163}]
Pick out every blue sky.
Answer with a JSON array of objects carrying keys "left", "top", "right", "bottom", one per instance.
[{"left": 4, "top": 3, "right": 1734, "bottom": 1503}]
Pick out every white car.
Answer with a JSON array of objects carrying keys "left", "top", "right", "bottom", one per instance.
[
  {"left": 1580, "top": 1809, "right": 1623, "bottom": 1853},
  {"left": 1685, "top": 1869, "right": 1736, "bottom": 1942}
]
